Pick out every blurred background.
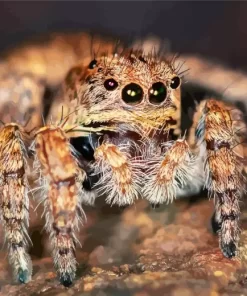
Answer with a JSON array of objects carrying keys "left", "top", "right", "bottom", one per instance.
[{"left": 0, "top": 1, "right": 246, "bottom": 69}]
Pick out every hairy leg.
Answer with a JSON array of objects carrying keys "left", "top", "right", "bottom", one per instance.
[
  {"left": 0, "top": 72, "right": 45, "bottom": 129},
  {"left": 33, "top": 125, "right": 85, "bottom": 286},
  {"left": 1, "top": 33, "right": 118, "bottom": 87},
  {"left": 0, "top": 33, "right": 119, "bottom": 131},
  {"left": 196, "top": 99, "right": 246, "bottom": 258},
  {"left": 170, "top": 53, "right": 247, "bottom": 106},
  {"left": 0, "top": 124, "right": 32, "bottom": 283}
]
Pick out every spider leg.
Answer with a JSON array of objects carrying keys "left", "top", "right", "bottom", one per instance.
[
  {"left": 195, "top": 99, "right": 246, "bottom": 258},
  {"left": 0, "top": 32, "right": 118, "bottom": 130},
  {"left": 0, "top": 124, "right": 32, "bottom": 283},
  {"left": 33, "top": 125, "right": 86, "bottom": 287},
  {"left": 93, "top": 141, "right": 142, "bottom": 206},
  {"left": 173, "top": 54, "right": 247, "bottom": 106},
  {"left": 142, "top": 137, "right": 202, "bottom": 204},
  {"left": 0, "top": 72, "right": 45, "bottom": 129}
]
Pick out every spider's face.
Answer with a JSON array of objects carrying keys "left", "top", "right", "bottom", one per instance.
[{"left": 65, "top": 51, "right": 182, "bottom": 136}]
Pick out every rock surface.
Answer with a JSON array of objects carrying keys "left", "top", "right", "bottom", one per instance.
[{"left": 1, "top": 197, "right": 247, "bottom": 296}]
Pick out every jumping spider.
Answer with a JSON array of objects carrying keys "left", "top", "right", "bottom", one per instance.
[{"left": 0, "top": 33, "right": 246, "bottom": 287}]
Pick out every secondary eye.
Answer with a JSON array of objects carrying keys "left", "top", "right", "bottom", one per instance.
[
  {"left": 149, "top": 82, "right": 167, "bottom": 105},
  {"left": 170, "top": 76, "right": 181, "bottom": 89},
  {"left": 104, "top": 78, "right": 118, "bottom": 91},
  {"left": 88, "top": 59, "right": 97, "bottom": 69},
  {"left": 122, "top": 83, "right": 144, "bottom": 105}
]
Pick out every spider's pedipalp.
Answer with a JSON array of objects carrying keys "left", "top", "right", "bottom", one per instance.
[
  {"left": 142, "top": 137, "right": 203, "bottom": 204},
  {"left": 33, "top": 125, "right": 86, "bottom": 286},
  {"left": 93, "top": 141, "right": 143, "bottom": 206},
  {"left": 195, "top": 99, "right": 246, "bottom": 258},
  {"left": 0, "top": 123, "right": 32, "bottom": 283}
]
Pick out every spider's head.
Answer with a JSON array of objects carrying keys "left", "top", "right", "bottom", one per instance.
[{"left": 64, "top": 50, "right": 183, "bottom": 137}]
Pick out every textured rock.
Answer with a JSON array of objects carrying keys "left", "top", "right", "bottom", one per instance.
[{"left": 1, "top": 198, "right": 247, "bottom": 295}]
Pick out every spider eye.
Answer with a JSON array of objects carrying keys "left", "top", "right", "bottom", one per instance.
[
  {"left": 170, "top": 76, "right": 181, "bottom": 89},
  {"left": 88, "top": 59, "right": 97, "bottom": 69},
  {"left": 104, "top": 78, "right": 118, "bottom": 91},
  {"left": 149, "top": 82, "right": 167, "bottom": 105},
  {"left": 139, "top": 56, "right": 147, "bottom": 63},
  {"left": 122, "top": 83, "right": 144, "bottom": 105}
]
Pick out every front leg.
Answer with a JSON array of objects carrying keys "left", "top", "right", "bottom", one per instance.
[
  {"left": 33, "top": 125, "right": 86, "bottom": 286},
  {"left": 195, "top": 99, "right": 246, "bottom": 258},
  {"left": 93, "top": 141, "right": 142, "bottom": 206},
  {"left": 0, "top": 124, "right": 32, "bottom": 283}
]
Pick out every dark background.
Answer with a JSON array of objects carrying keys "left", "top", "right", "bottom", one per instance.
[{"left": 0, "top": 1, "right": 246, "bottom": 70}]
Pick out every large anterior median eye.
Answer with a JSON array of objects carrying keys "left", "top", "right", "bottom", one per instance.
[
  {"left": 122, "top": 83, "right": 144, "bottom": 105},
  {"left": 148, "top": 82, "right": 167, "bottom": 105}
]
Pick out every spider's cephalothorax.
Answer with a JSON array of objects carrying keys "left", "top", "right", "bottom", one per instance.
[
  {"left": 50, "top": 50, "right": 192, "bottom": 206},
  {"left": 0, "top": 33, "right": 246, "bottom": 287},
  {"left": 56, "top": 50, "right": 183, "bottom": 136}
]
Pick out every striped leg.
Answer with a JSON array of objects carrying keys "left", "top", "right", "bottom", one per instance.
[
  {"left": 196, "top": 99, "right": 245, "bottom": 258},
  {"left": 33, "top": 126, "right": 85, "bottom": 286},
  {"left": 0, "top": 124, "right": 32, "bottom": 283}
]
